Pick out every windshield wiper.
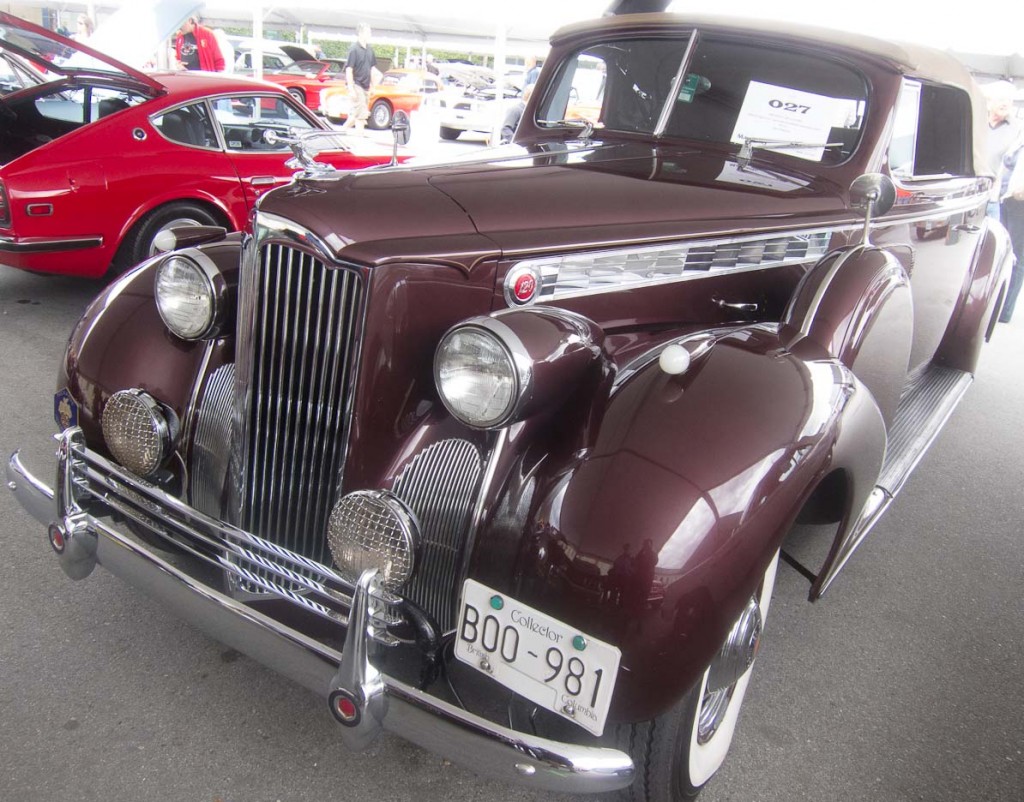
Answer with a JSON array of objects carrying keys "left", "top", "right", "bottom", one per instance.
[
  {"left": 736, "top": 136, "right": 843, "bottom": 169},
  {"left": 550, "top": 118, "right": 595, "bottom": 141}
]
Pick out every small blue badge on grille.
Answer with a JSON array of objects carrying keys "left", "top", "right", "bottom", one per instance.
[{"left": 54, "top": 388, "right": 78, "bottom": 430}]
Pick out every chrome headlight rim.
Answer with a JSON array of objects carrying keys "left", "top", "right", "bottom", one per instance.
[
  {"left": 327, "top": 490, "right": 421, "bottom": 593},
  {"left": 434, "top": 318, "right": 534, "bottom": 430},
  {"left": 153, "top": 249, "right": 226, "bottom": 341},
  {"left": 101, "top": 389, "right": 177, "bottom": 478}
]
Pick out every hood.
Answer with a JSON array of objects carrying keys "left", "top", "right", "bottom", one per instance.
[
  {"left": 258, "top": 140, "right": 856, "bottom": 267},
  {"left": 0, "top": 10, "right": 166, "bottom": 93}
]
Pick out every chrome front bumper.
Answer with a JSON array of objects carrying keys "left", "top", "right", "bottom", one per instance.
[{"left": 6, "top": 429, "right": 633, "bottom": 794}]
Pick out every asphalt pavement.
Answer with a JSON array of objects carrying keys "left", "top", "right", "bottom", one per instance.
[{"left": 1, "top": 231, "right": 1022, "bottom": 801}]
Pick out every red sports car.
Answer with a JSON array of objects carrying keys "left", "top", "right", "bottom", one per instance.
[
  {"left": 0, "top": 13, "right": 400, "bottom": 278},
  {"left": 241, "top": 59, "right": 349, "bottom": 113}
]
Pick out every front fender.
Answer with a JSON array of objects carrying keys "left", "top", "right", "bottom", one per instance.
[
  {"left": 492, "top": 326, "right": 861, "bottom": 722},
  {"left": 57, "top": 235, "right": 242, "bottom": 453}
]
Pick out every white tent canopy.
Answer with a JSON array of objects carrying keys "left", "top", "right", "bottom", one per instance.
[{"left": 9, "top": 0, "right": 1024, "bottom": 79}]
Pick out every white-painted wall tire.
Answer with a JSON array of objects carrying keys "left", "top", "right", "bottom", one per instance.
[{"left": 616, "top": 550, "right": 780, "bottom": 801}]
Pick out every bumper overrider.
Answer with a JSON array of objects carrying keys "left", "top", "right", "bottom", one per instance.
[{"left": 7, "top": 428, "right": 633, "bottom": 793}]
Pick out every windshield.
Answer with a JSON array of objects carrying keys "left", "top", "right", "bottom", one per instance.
[{"left": 537, "top": 34, "right": 867, "bottom": 165}]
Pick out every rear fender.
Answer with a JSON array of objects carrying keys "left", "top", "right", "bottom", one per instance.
[{"left": 934, "top": 219, "right": 1014, "bottom": 372}]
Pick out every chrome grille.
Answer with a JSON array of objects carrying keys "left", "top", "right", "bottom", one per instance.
[
  {"left": 237, "top": 242, "right": 363, "bottom": 568},
  {"left": 189, "top": 363, "right": 234, "bottom": 519},
  {"left": 393, "top": 439, "right": 483, "bottom": 630}
]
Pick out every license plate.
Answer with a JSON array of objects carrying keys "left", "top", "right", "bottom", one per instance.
[{"left": 455, "top": 579, "right": 620, "bottom": 735}]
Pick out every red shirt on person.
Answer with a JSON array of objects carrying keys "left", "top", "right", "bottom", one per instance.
[{"left": 175, "top": 19, "right": 225, "bottom": 72}]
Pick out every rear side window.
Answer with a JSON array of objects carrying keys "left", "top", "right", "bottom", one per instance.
[
  {"left": 153, "top": 102, "right": 217, "bottom": 149},
  {"left": 35, "top": 85, "right": 143, "bottom": 124},
  {"left": 889, "top": 79, "right": 972, "bottom": 179}
]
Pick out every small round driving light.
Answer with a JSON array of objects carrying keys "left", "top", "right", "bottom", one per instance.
[
  {"left": 101, "top": 389, "right": 175, "bottom": 477},
  {"left": 154, "top": 253, "right": 222, "bottom": 340},
  {"left": 435, "top": 326, "right": 520, "bottom": 428},
  {"left": 327, "top": 491, "right": 419, "bottom": 593}
]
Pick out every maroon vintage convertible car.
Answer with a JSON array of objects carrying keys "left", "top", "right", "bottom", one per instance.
[{"left": 7, "top": 11, "right": 1012, "bottom": 801}]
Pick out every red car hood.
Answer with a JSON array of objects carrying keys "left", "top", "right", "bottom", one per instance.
[
  {"left": 258, "top": 140, "right": 855, "bottom": 268},
  {"left": 0, "top": 10, "right": 164, "bottom": 94}
]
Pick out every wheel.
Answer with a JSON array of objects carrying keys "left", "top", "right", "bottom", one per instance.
[
  {"left": 368, "top": 99, "right": 393, "bottom": 129},
  {"left": 616, "top": 551, "right": 780, "bottom": 800},
  {"left": 287, "top": 87, "right": 306, "bottom": 104},
  {"left": 439, "top": 126, "right": 462, "bottom": 141},
  {"left": 114, "top": 202, "right": 220, "bottom": 274}
]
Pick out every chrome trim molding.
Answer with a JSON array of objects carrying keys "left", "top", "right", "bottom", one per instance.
[
  {"left": 797, "top": 246, "right": 864, "bottom": 336},
  {"left": 0, "top": 234, "right": 103, "bottom": 253},
  {"left": 514, "top": 228, "right": 832, "bottom": 303},
  {"left": 6, "top": 439, "right": 634, "bottom": 794},
  {"left": 654, "top": 32, "right": 698, "bottom": 137}
]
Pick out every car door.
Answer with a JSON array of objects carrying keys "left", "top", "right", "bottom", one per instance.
[
  {"left": 878, "top": 78, "right": 987, "bottom": 371},
  {"left": 144, "top": 99, "right": 248, "bottom": 218},
  {"left": 207, "top": 92, "right": 319, "bottom": 206}
]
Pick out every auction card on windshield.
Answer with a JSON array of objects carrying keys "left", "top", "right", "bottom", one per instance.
[{"left": 731, "top": 81, "right": 846, "bottom": 161}]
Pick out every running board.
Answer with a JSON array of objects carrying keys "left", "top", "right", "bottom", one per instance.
[{"left": 810, "top": 364, "right": 973, "bottom": 599}]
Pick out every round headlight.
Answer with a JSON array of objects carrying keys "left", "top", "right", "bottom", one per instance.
[
  {"left": 101, "top": 389, "right": 175, "bottom": 477},
  {"left": 435, "top": 325, "right": 522, "bottom": 428},
  {"left": 154, "top": 253, "right": 221, "bottom": 340},
  {"left": 327, "top": 491, "right": 419, "bottom": 592}
]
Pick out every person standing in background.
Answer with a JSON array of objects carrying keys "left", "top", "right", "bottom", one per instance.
[
  {"left": 523, "top": 56, "right": 540, "bottom": 88},
  {"left": 175, "top": 15, "right": 225, "bottom": 72},
  {"left": 999, "top": 132, "right": 1024, "bottom": 323},
  {"left": 341, "top": 23, "right": 380, "bottom": 133},
  {"left": 72, "top": 14, "right": 94, "bottom": 41},
  {"left": 984, "top": 81, "right": 1020, "bottom": 222}
]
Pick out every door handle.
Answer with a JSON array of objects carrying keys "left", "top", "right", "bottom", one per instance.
[
  {"left": 713, "top": 298, "right": 759, "bottom": 312},
  {"left": 953, "top": 224, "right": 980, "bottom": 233},
  {"left": 249, "top": 176, "right": 279, "bottom": 187}
]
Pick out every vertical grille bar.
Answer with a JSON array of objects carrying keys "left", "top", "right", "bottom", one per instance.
[
  {"left": 393, "top": 439, "right": 483, "bottom": 630},
  {"left": 240, "top": 243, "right": 363, "bottom": 570}
]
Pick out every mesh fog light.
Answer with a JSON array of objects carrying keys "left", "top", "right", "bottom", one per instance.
[
  {"left": 327, "top": 490, "right": 419, "bottom": 593},
  {"left": 101, "top": 389, "right": 176, "bottom": 477}
]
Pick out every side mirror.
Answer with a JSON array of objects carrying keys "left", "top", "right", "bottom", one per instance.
[
  {"left": 848, "top": 173, "right": 896, "bottom": 245},
  {"left": 392, "top": 110, "right": 411, "bottom": 146},
  {"left": 390, "top": 110, "right": 410, "bottom": 166}
]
